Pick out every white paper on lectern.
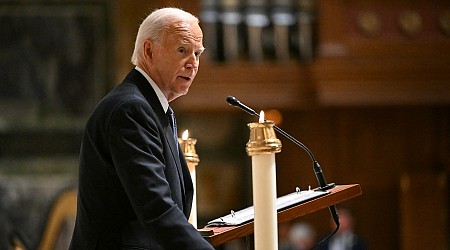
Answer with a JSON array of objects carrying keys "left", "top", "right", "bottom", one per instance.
[{"left": 206, "top": 190, "right": 328, "bottom": 227}]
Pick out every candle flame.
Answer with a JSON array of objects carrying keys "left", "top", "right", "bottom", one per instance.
[
  {"left": 259, "top": 110, "right": 265, "bottom": 123},
  {"left": 182, "top": 130, "right": 189, "bottom": 140}
]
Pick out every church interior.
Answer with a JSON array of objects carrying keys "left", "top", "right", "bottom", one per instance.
[{"left": 0, "top": 0, "right": 449, "bottom": 249}]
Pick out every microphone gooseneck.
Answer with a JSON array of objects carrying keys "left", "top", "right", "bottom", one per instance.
[
  {"left": 227, "top": 96, "right": 316, "bottom": 162},
  {"left": 226, "top": 96, "right": 340, "bottom": 228}
]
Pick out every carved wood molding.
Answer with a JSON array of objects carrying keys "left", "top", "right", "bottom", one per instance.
[
  {"left": 312, "top": 58, "right": 450, "bottom": 106},
  {"left": 173, "top": 62, "right": 315, "bottom": 111}
]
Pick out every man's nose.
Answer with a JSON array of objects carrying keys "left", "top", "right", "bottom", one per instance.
[{"left": 185, "top": 54, "right": 199, "bottom": 69}]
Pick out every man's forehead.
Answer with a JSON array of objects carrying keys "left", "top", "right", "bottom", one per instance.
[
  {"left": 169, "top": 21, "right": 201, "bottom": 35},
  {"left": 167, "top": 26, "right": 203, "bottom": 45}
]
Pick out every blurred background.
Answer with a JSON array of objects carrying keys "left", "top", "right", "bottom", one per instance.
[{"left": 0, "top": 0, "right": 449, "bottom": 249}]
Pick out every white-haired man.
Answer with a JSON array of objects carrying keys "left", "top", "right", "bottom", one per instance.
[{"left": 69, "top": 7, "right": 213, "bottom": 249}]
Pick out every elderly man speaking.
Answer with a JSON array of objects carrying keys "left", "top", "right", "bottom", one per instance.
[{"left": 69, "top": 7, "right": 214, "bottom": 250}]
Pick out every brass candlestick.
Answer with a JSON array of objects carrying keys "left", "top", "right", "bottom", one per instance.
[
  {"left": 178, "top": 138, "right": 200, "bottom": 164},
  {"left": 178, "top": 131, "right": 200, "bottom": 228},
  {"left": 246, "top": 120, "right": 282, "bottom": 156}
]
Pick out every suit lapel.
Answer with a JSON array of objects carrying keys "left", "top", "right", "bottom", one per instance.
[
  {"left": 164, "top": 125, "right": 184, "bottom": 185},
  {"left": 163, "top": 120, "right": 188, "bottom": 213},
  {"left": 126, "top": 69, "right": 187, "bottom": 206}
]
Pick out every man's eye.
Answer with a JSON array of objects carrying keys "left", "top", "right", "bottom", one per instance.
[{"left": 178, "top": 48, "right": 186, "bottom": 54}]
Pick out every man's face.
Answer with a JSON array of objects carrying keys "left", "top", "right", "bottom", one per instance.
[{"left": 151, "top": 21, "right": 204, "bottom": 102}]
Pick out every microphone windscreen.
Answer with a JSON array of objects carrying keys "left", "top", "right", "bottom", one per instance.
[
  {"left": 226, "top": 95, "right": 259, "bottom": 116},
  {"left": 226, "top": 96, "right": 239, "bottom": 106}
]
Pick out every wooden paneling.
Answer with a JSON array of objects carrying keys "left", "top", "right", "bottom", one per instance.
[
  {"left": 311, "top": 58, "right": 450, "bottom": 106},
  {"left": 173, "top": 62, "right": 315, "bottom": 111},
  {"left": 400, "top": 172, "right": 448, "bottom": 250},
  {"left": 313, "top": 0, "right": 450, "bottom": 106},
  {"left": 274, "top": 107, "right": 450, "bottom": 249}
]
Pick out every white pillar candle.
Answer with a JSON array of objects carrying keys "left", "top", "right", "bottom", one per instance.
[
  {"left": 187, "top": 162, "right": 198, "bottom": 228},
  {"left": 252, "top": 153, "right": 278, "bottom": 250}
]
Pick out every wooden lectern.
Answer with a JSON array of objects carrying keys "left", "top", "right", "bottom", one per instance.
[{"left": 199, "top": 184, "right": 362, "bottom": 247}]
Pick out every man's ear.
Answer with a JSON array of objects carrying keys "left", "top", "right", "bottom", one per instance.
[{"left": 143, "top": 40, "right": 153, "bottom": 59}]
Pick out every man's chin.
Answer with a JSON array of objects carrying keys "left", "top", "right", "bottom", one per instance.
[
  {"left": 179, "top": 84, "right": 191, "bottom": 95},
  {"left": 170, "top": 89, "right": 189, "bottom": 101},
  {"left": 180, "top": 88, "right": 189, "bottom": 96}
]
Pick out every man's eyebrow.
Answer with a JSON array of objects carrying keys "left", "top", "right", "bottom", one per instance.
[
  {"left": 179, "top": 39, "right": 190, "bottom": 46},
  {"left": 178, "top": 39, "right": 205, "bottom": 52}
]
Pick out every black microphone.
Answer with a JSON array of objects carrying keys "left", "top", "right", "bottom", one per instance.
[
  {"left": 226, "top": 95, "right": 340, "bottom": 227},
  {"left": 226, "top": 96, "right": 259, "bottom": 116}
]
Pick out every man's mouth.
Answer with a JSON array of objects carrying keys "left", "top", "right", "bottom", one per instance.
[{"left": 179, "top": 76, "right": 191, "bottom": 81}]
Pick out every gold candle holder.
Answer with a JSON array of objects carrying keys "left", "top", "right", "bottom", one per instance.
[
  {"left": 246, "top": 120, "right": 282, "bottom": 156},
  {"left": 178, "top": 134, "right": 200, "bottom": 164}
]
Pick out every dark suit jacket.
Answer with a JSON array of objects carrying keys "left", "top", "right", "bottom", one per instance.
[{"left": 69, "top": 69, "right": 213, "bottom": 250}]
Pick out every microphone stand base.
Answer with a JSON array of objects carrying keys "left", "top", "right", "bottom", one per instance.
[{"left": 316, "top": 183, "right": 336, "bottom": 191}]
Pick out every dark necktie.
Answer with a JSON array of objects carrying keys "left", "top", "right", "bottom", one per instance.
[{"left": 167, "top": 106, "right": 179, "bottom": 152}]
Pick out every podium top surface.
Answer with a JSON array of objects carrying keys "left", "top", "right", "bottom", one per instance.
[{"left": 199, "top": 184, "right": 362, "bottom": 247}]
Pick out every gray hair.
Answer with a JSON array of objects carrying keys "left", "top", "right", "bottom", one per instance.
[{"left": 131, "top": 8, "right": 199, "bottom": 65}]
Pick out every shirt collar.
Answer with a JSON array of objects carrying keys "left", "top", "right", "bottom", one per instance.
[{"left": 135, "top": 66, "right": 169, "bottom": 113}]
